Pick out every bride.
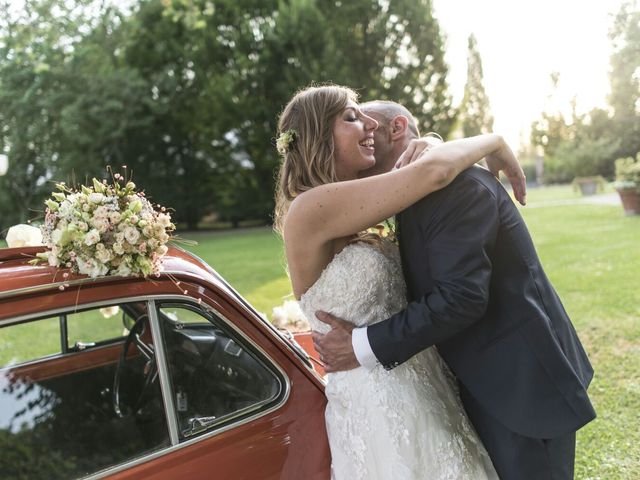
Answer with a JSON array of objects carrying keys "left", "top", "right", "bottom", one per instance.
[{"left": 273, "top": 85, "right": 522, "bottom": 479}]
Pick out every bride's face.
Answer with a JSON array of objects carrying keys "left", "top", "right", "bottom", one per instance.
[{"left": 332, "top": 101, "right": 378, "bottom": 181}]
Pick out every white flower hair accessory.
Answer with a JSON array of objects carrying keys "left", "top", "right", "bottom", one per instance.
[
  {"left": 276, "top": 129, "right": 297, "bottom": 155},
  {"left": 31, "top": 169, "right": 176, "bottom": 279},
  {"left": 6, "top": 224, "right": 43, "bottom": 248}
]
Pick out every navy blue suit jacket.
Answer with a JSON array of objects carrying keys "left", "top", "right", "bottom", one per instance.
[{"left": 367, "top": 166, "right": 595, "bottom": 439}]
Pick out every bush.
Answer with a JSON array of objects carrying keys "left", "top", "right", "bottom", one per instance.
[
  {"left": 543, "top": 136, "right": 620, "bottom": 184},
  {"left": 614, "top": 154, "right": 640, "bottom": 191}
]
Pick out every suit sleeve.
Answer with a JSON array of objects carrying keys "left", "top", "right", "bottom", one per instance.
[{"left": 367, "top": 173, "right": 500, "bottom": 369}]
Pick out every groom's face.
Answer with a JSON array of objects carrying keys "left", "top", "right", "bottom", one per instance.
[{"left": 359, "top": 110, "right": 396, "bottom": 177}]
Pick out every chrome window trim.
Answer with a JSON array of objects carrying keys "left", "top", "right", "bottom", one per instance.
[
  {"left": 0, "top": 296, "right": 149, "bottom": 328},
  {"left": 147, "top": 299, "right": 180, "bottom": 446},
  {"left": 0, "top": 293, "right": 291, "bottom": 480},
  {"left": 0, "top": 268, "right": 209, "bottom": 301},
  {"left": 0, "top": 275, "right": 120, "bottom": 301}
]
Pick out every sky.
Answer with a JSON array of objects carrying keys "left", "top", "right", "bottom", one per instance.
[{"left": 431, "top": 0, "right": 626, "bottom": 149}]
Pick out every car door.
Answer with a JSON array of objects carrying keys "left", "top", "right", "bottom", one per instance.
[
  {"left": 0, "top": 287, "right": 329, "bottom": 479},
  {"left": 0, "top": 300, "right": 171, "bottom": 480},
  {"left": 109, "top": 293, "right": 329, "bottom": 480}
]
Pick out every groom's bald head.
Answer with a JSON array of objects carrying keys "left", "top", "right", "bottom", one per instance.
[
  {"left": 361, "top": 101, "right": 420, "bottom": 138},
  {"left": 359, "top": 100, "right": 420, "bottom": 177}
]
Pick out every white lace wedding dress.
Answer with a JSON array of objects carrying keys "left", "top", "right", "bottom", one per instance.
[{"left": 299, "top": 240, "right": 498, "bottom": 480}]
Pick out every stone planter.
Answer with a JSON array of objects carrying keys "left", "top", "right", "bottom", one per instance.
[
  {"left": 572, "top": 176, "right": 605, "bottom": 196},
  {"left": 616, "top": 188, "right": 640, "bottom": 216}
]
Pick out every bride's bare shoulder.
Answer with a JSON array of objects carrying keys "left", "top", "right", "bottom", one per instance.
[{"left": 283, "top": 187, "right": 332, "bottom": 244}]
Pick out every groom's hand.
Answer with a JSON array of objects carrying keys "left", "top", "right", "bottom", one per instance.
[{"left": 312, "top": 311, "right": 360, "bottom": 373}]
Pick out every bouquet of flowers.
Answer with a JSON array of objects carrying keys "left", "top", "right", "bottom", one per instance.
[{"left": 34, "top": 174, "right": 175, "bottom": 278}]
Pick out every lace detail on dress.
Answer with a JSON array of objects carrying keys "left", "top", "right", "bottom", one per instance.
[{"left": 299, "top": 240, "right": 498, "bottom": 480}]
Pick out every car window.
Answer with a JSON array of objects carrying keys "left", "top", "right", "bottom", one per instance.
[
  {"left": 0, "top": 316, "right": 60, "bottom": 367},
  {"left": 157, "top": 302, "right": 284, "bottom": 439},
  {"left": 66, "top": 304, "right": 128, "bottom": 350},
  {"left": 0, "top": 301, "right": 170, "bottom": 479}
]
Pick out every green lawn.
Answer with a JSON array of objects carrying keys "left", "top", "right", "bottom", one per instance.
[
  {"left": 522, "top": 181, "right": 616, "bottom": 204},
  {"left": 516, "top": 202, "right": 639, "bottom": 480},
  {"left": 179, "top": 227, "right": 293, "bottom": 316}
]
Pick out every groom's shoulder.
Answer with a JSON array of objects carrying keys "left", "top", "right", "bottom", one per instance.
[
  {"left": 402, "top": 166, "right": 497, "bottom": 219},
  {"left": 458, "top": 165, "right": 500, "bottom": 197},
  {"left": 413, "top": 166, "right": 497, "bottom": 207}
]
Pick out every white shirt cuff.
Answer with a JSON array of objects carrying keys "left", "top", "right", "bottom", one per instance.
[{"left": 352, "top": 327, "right": 379, "bottom": 369}]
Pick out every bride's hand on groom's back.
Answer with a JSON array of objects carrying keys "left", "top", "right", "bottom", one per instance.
[{"left": 313, "top": 311, "right": 360, "bottom": 373}]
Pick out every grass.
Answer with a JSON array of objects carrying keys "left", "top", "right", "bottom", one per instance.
[
  {"left": 180, "top": 227, "right": 292, "bottom": 315},
  {"left": 516, "top": 202, "right": 639, "bottom": 480},
  {"left": 521, "top": 181, "right": 616, "bottom": 204}
]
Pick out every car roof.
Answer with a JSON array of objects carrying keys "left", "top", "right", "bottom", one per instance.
[{"left": 0, "top": 245, "right": 235, "bottom": 301}]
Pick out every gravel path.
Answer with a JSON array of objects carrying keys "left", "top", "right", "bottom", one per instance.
[{"left": 523, "top": 193, "right": 621, "bottom": 208}]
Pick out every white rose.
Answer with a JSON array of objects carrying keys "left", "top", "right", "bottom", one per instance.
[
  {"left": 113, "top": 242, "right": 125, "bottom": 255},
  {"left": 58, "top": 201, "right": 73, "bottom": 218},
  {"left": 116, "top": 261, "right": 132, "bottom": 277},
  {"left": 76, "top": 256, "right": 108, "bottom": 278},
  {"left": 123, "top": 226, "right": 140, "bottom": 244},
  {"left": 109, "top": 211, "right": 122, "bottom": 224},
  {"left": 157, "top": 213, "right": 172, "bottom": 228},
  {"left": 95, "top": 205, "right": 109, "bottom": 215},
  {"left": 96, "top": 247, "right": 113, "bottom": 263},
  {"left": 91, "top": 217, "right": 109, "bottom": 233},
  {"left": 155, "top": 245, "right": 168, "bottom": 256},
  {"left": 47, "top": 251, "right": 60, "bottom": 267},
  {"left": 84, "top": 229, "right": 100, "bottom": 246},
  {"left": 51, "top": 228, "right": 63, "bottom": 244},
  {"left": 6, "top": 224, "right": 44, "bottom": 248},
  {"left": 88, "top": 192, "right": 105, "bottom": 204},
  {"left": 271, "top": 300, "right": 309, "bottom": 331},
  {"left": 99, "top": 306, "right": 120, "bottom": 318}
]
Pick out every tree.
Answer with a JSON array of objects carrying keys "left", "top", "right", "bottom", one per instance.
[
  {"left": 225, "top": 0, "right": 456, "bottom": 222},
  {"left": 0, "top": 0, "right": 90, "bottom": 228},
  {"left": 459, "top": 34, "right": 493, "bottom": 137},
  {"left": 0, "top": 0, "right": 455, "bottom": 231},
  {"left": 0, "top": 0, "right": 142, "bottom": 230},
  {"left": 609, "top": 1, "right": 640, "bottom": 160}
]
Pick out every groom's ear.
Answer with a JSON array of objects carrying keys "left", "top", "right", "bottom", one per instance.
[{"left": 390, "top": 115, "right": 409, "bottom": 140}]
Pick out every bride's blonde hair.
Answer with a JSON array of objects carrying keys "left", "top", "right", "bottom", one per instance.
[{"left": 273, "top": 85, "right": 358, "bottom": 236}]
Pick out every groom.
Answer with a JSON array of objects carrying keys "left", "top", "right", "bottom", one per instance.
[{"left": 314, "top": 101, "right": 596, "bottom": 479}]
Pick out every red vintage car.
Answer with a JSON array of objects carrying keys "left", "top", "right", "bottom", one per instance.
[{"left": 0, "top": 245, "right": 330, "bottom": 479}]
